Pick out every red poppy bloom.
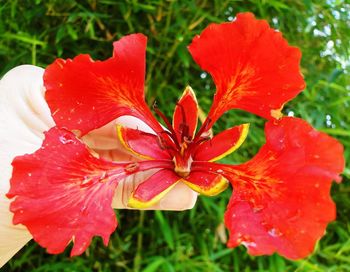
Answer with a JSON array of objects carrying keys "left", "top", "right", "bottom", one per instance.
[{"left": 7, "top": 13, "right": 344, "bottom": 259}]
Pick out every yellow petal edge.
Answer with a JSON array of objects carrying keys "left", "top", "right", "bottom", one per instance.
[
  {"left": 116, "top": 125, "right": 155, "bottom": 160},
  {"left": 127, "top": 181, "right": 180, "bottom": 209},
  {"left": 209, "top": 123, "right": 250, "bottom": 162},
  {"left": 182, "top": 175, "right": 229, "bottom": 196}
]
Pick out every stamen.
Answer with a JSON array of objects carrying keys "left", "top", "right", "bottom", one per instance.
[
  {"left": 153, "top": 101, "right": 180, "bottom": 148},
  {"left": 137, "top": 127, "right": 177, "bottom": 156},
  {"left": 192, "top": 117, "right": 212, "bottom": 144},
  {"left": 176, "top": 102, "right": 187, "bottom": 124},
  {"left": 139, "top": 131, "right": 159, "bottom": 137},
  {"left": 185, "top": 135, "right": 211, "bottom": 156},
  {"left": 176, "top": 103, "right": 190, "bottom": 140},
  {"left": 180, "top": 142, "right": 188, "bottom": 156},
  {"left": 156, "top": 134, "right": 177, "bottom": 156},
  {"left": 179, "top": 123, "right": 190, "bottom": 141}
]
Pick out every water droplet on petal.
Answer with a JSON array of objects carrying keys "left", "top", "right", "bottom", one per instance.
[
  {"left": 80, "top": 206, "right": 87, "bottom": 214},
  {"left": 59, "top": 135, "right": 75, "bottom": 144},
  {"left": 81, "top": 176, "right": 92, "bottom": 185},
  {"left": 253, "top": 205, "right": 264, "bottom": 213},
  {"left": 242, "top": 241, "right": 257, "bottom": 248},
  {"left": 125, "top": 163, "right": 139, "bottom": 173},
  {"left": 99, "top": 171, "right": 107, "bottom": 181},
  {"left": 268, "top": 228, "right": 282, "bottom": 237}
]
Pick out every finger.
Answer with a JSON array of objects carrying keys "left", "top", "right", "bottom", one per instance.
[
  {"left": 83, "top": 115, "right": 155, "bottom": 151},
  {"left": 0, "top": 65, "right": 54, "bottom": 267},
  {"left": 111, "top": 171, "right": 198, "bottom": 211},
  {"left": 0, "top": 199, "right": 31, "bottom": 267}
]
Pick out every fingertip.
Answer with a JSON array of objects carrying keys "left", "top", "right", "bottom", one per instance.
[{"left": 159, "top": 182, "right": 198, "bottom": 211}]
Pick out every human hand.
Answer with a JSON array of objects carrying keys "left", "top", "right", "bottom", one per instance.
[{"left": 0, "top": 65, "right": 197, "bottom": 267}]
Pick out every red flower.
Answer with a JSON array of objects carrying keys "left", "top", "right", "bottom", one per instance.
[{"left": 7, "top": 13, "right": 344, "bottom": 259}]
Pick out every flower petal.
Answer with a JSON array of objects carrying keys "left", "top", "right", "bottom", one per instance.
[
  {"left": 183, "top": 171, "right": 228, "bottom": 196},
  {"left": 173, "top": 86, "right": 199, "bottom": 141},
  {"left": 44, "top": 34, "right": 161, "bottom": 136},
  {"left": 222, "top": 117, "right": 344, "bottom": 259},
  {"left": 6, "top": 127, "right": 124, "bottom": 256},
  {"left": 194, "top": 123, "right": 249, "bottom": 162},
  {"left": 128, "top": 169, "right": 180, "bottom": 209},
  {"left": 188, "top": 12, "right": 305, "bottom": 127},
  {"left": 116, "top": 125, "right": 171, "bottom": 160}
]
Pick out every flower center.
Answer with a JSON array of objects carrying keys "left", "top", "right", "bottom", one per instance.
[
  {"left": 173, "top": 153, "right": 193, "bottom": 178},
  {"left": 153, "top": 102, "right": 210, "bottom": 178}
]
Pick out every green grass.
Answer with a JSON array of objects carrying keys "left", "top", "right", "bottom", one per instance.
[{"left": 1, "top": 0, "right": 350, "bottom": 271}]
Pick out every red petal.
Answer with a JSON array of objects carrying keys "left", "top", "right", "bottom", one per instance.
[
  {"left": 183, "top": 171, "right": 228, "bottom": 196},
  {"left": 117, "top": 125, "right": 171, "bottom": 160},
  {"left": 7, "top": 127, "right": 123, "bottom": 256},
  {"left": 128, "top": 169, "right": 180, "bottom": 208},
  {"left": 194, "top": 123, "right": 249, "bottom": 162},
  {"left": 188, "top": 12, "right": 305, "bottom": 127},
  {"left": 222, "top": 117, "right": 344, "bottom": 259},
  {"left": 45, "top": 34, "right": 160, "bottom": 136},
  {"left": 173, "top": 86, "right": 198, "bottom": 141}
]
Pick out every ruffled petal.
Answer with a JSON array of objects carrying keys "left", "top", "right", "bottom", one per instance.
[
  {"left": 188, "top": 12, "right": 305, "bottom": 127},
  {"left": 222, "top": 117, "right": 344, "bottom": 259},
  {"left": 128, "top": 169, "right": 180, "bottom": 209},
  {"left": 116, "top": 125, "right": 171, "bottom": 160},
  {"left": 194, "top": 123, "right": 249, "bottom": 162},
  {"left": 44, "top": 34, "right": 160, "bottom": 136},
  {"left": 183, "top": 171, "right": 228, "bottom": 196},
  {"left": 7, "top": 127, "right": 124, "bottom": 256},
  {"left": 173, "top": 86, "right": 198, "bottom": 141}
]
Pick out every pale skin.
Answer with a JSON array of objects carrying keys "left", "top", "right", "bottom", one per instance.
[{"left": 0, "top": 65, "right": 197, "bottom": 267}]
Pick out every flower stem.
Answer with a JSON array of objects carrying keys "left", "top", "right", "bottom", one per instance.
[{"left": 133, "top": 210, "right": 145, "bottom": 271}]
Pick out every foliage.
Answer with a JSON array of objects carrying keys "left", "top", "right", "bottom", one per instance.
[{"left": 1, "top": 0, "right": 349, "bottom": 271}]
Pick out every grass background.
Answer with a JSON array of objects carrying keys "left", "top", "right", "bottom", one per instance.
[{"left": 1, "top": 0, "right": 349, "bottom": 271}]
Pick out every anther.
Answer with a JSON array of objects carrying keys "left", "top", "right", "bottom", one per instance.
[{"left": 124, "top": 162, "right": 139, "bottom": 173}]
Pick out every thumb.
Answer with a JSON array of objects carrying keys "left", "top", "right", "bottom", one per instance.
[
  {"left": 112, "top": 170, "right": 198, "bottom": 211},
  {"left": 0, "top": 65, "right": 53, "bottom": 267}
]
